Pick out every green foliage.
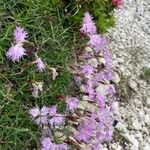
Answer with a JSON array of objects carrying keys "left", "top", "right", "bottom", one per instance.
[
  {"left": 140, "top": 68, "right": 150, "bottom": 82},
  {"left": 62, "top": 0, "right": 115, "bottom": 33},
  {"left": 0, "top": 0, "right": 78, "bottom": 149}
]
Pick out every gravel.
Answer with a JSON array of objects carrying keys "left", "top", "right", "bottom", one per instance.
[{"left": 107, "top": 0, "right": 150, "bottom": 149}]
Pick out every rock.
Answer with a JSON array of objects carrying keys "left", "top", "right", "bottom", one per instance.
[
  {"left": 84, "top": 46, "right": 94, "bottom": 53},
  {"left": 88, "top": 58, "right": 98, "bottom": 68},
  {"left": 131, "top": 118, "right": 142, "bottom": 130},
  {"left": 110, "top": 143, "right": 122, "bottom": 150},
  {"left": 115, "top": 122, "right": 128, "bottom": 133},
  {"left": 129, "top": 79, "right": 138, "bottom": 90},
  {"left": 143, "top": 143, "right": 150, "bottom": 150},
  {"left": 82, "top": 95, "right": 90, "bottom": 101},
  {"left": 113, "top": 102, "right": 120, "bottom": 115},
  {"left": 98, "top": 57, "right": 106, "bottom": 65},
  {"left": 146, "top": 98, "right": 150, "bottom": 106},
  {"left": 144, "top": 114, "right": 150, "bottom": 126},
  {"left": 96, "top": 84, "right": 109, "bottom": 96},
  {"left": 112, "top": 72, "right": 120, "bottom": 83},
  {"left": 78, "top": 101, "right": 88, "bottom": 110},
  {"left": 123, "top": 134, "right": 139, "bottom": 147},
  {"left": 80, "top": 85, "right": 86, "bottom": 93}
]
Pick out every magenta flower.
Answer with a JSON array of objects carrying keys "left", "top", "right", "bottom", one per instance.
[
  {"left": 80, "top": 12, "right": 97, "bottom": 36},
  {"left": 55, "top": 143, "right": 68, "bottom": 150},
  {"left": 14, "top": 26, "right": 28, "bottom": 44},
  {"left": 106, "top": 85, "right": 116, "bottom": 95},
  {"left": 104, "top": 128, "right": 113, "bottom": 141},
  {"left": 41, "top": 137, "right": 68, "bottom": 150},
  {"left": 95, "top": 94, "right": 105, "bottom": 108},
  {"left": 29, "top": 106, "right": 49, "bottom": 125},
  {"left": 80, "top": 64, "right": 94, "bottom": 77},
  {"left": 112, "top": 0, "right": 124, "bottom": 8},
  {"left": 6, "top": 44, "right": 26, "bottom": 62},
  {"left": 88, "top": 34, "right": 107, "bottom": 52},
  {"left": 66, "top": 97, "right": 79, "bottom": 112},
  {"left": 35, "top": 58, "right": 46, "bottom": 72},
  {"left": 74, "top": 76, "right": 82, "bottom": 82},
  {"left": 41, "top": 137, "right": 55, "bottom": 150},
  {"left": 75, "top": 119, "right": 94, "bottom": 142},
  {"left": 104, "top": 70, "right": 112, "bottom": 81},
  {"left": 29, "top": 106, "right": 40, "bottom": 118},
  {"left": 84, "top": 80, "right": 95, "bottom": 100},
  {"left": 48, "top": 106, "right": 65, "bottom": 126},
  {"left": 94, "top": 72, "right": 104, "bottom": 84}
]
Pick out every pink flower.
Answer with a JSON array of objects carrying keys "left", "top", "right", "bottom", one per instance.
[
  {"left": 112, "top": 0, "right": 124, "bottom": 8},
  {"left": 6, "top": 44, "right": 26, "bottom": 62},
  {"left": 80, "top": 64, "right": 94, "bottom": 77},
  {"left": 95, "top": 94, "right": 105, "bottom": 108},
  {"left": 35, "top": 58, "right": 46, "bottom": 72},
  {"left": 66, "top": 97, "right": 79, "bottom": 112},
  {"left": 75, "top": 119, "right": 94, "bottom": 142},
  {"left": 29, "top": 106, "right": 40, "bottom": 118},
  {"left": 74, "top": 76, "right": 82, "bottom": 82},
  {"left": 80, "top": 12, "right": 97, "bottom": 36},
  {"left": 104, "top": 128, "right": 113, "bottom": 141},
  {"left": 29, "top": 106, "right": 49, "bottom": 125},
  {"left": 88, "top": 35, "right": 107, "bottom": 52},
  {"left": 104, "top": 70, "right": 112, "bottom": 81},
  {"left": 14, "top": 26, "right": 28, "bottom": 44},
  {"left": 106, "top": 85, "right": 116, "bottom": 95},
  {"left": 84, "top": 80, "right": 95, "bottom": 100},
  {"left": 55, "top": 144, "right": 68, "bottom": 150},
  {"left": 41, "top": 137, "right": 55, "bottom": 150},
  {"left": 48, "top": 106, "right": 65, "bottom": 126},
  {"left": 94, "top": 72, "right": 104, "bottom": 83},
  {"left": 41, "top": 137, "right": 68, "bottom": 150}
]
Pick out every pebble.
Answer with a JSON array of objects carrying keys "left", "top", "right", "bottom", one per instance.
[
  {"left": 146, "top": 98, "right": 150, "bottom": 106},
  {"left": 131, "top": 118, "right": 142, "bottom": 130},
  {"left": 112, "top": 71, "right": 120, "bottom": 83},
  {"left": 144, "top": 114, "right": 150, "bottom": 126},
  {"left": 115, "top": 122, "right": 128, "bottom": 133}
]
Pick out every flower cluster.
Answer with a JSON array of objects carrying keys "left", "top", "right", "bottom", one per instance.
[
  {"left": 71, "top": 12, "right": 116, "bottom": 148},
  {"left": 6, "top": 26, "right": 46, "bottom": 72},
  {"left": 6, "top": 26, "right": 27, "bottom": 62},
  {"left": 81, "top": 12, "right": 107, "bottom": 53},
  {"left": 29, "top": 96, "right": 79, "bottom": 149},
  {"left": 29, "top": 106, "right": 68, "bottom": 149},
  {"left": 80, "top": 12, "right": 97, "bottom": 36},
  {"left": 30, "top": 106, "right": 65, "bottom": 126},
  {"left": 112, "top": 0, "right": 124, "bottom": 8}
]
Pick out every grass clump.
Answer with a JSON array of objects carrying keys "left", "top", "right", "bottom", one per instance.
[
  {"left": 140, "top": 67, "right": 150, "bottom": 82},
  {"left": 0, "top": 0, "right": 77, "bottom": 149},
  {"left": 62, "top": 0, "right": 115, "bottom": 33}
]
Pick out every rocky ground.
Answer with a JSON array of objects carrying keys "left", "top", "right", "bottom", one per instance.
[{"left": 107, "top": 0, "right": 150, "bottom": 150}]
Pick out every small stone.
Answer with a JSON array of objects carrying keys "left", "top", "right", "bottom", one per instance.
[
  {"left": 84, "top": 46, "right": 94, "bottom": 52},
  {"left": 82, "top": 95, "right": 90, "bottom": 101},
  {"left": 96, "top": 84, "right": 109, "bottom": 96},
  {"left": 144, "top": 114, "right": 150, "bottom": 126},
  {"left": 143, "top": 143, "right": 150, "bottom": 150},
  {"left": 115, "top": 122, "right": 128, "bottom": 133},
  {"left": 123, "top": 134, "right": 139, "bottom": 147},
  {"left": 110, "top": 143, "right": 122, "bottom": 150},
  {"left": 98, "top": 57, "right": 106, "bottom": 65},
  {"left": 131, "top": 118, "right": 142, "bottom": 130},
  {"left": 146, "top": 98, "right": 150, "bottom": 106},
  {"left": 112, "top": 72, "right": 120, "bottom": 83},
  {"left": 78, "top": 101, "right": 88, "bottom": 110},
  {"left": 88, "top": 58, "right": 98, "bottom": 68},
  {"left": 80, "top": 85, "right": 86, "bottom": 93},
  {"left": 129, "top": 79, "right": 137, "bottom": 90}
]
